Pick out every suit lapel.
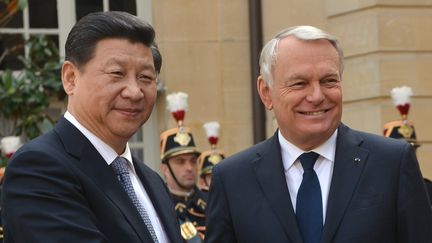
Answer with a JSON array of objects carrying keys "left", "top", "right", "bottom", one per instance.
[
  {"left": 54, "top": 118, "right": 154, "bottom": 243},
  {"left": 133, "top": 159, "right": 180, "bottom": 243},
  {"left": 321, "top": 124, "right": 369, "bottom": 243},
  {"left": 253, "top": 132, "right": 303, "bottom": 243}
]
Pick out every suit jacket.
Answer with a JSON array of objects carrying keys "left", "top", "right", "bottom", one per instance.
[
  {"left": 424, "top": 178, "right": 432, "bottom": 203},
  {"left": 1, "top": 118, "right": 182, "bottom": 243},
  {"left": 205, "top": 123, "right": 432, "bottom": 243}
]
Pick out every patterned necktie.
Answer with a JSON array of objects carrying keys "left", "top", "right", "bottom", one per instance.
[
  {"left": 296, "top": 152, "right": 323, "bottom": 243},
  {"left": 111, "top": 157, "right": 159, "bottom": 243}
]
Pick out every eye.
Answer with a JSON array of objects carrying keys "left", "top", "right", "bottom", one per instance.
[
  {"left": 289, "top": 81, "right": 307, "bottom": 89},
  {"left": 321, "top": 78, "right": 340, "bottom": 87},
  {"left": 109, "top": 70, "right": 124, "bottom": 78},
  {"left": 137, "top": 73, "right": 156, "bottom": 85},
  {"left": 173, "top": 159, "right": 185, "bottom": 165}
]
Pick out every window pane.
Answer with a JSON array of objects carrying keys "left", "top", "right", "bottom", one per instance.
[
  {"left": 75, "top": 0, "right": 103, "bottom": 21},
  {"left": 0, "top": 2, "right": 23, "bottom": 28},
  {"left": 29, "top": 34, "right": 60, "bottom": 62},
  {"left": 29, "top": 0, "right": 58, "bottom": 28},
  {"left": 30, "top": 34, "right": 59, "bottom": 50},
  {"left": 0, "top": 34, "right": 25, "bottom": 70},
  {"left": 109, "top": 0, "right": 136, "bottom": 15}
]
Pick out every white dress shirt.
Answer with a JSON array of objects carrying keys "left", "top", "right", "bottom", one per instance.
[
  {"left": 64, "top": 111, "right": 169, "bottom": 243},
  {"left": 279, "top": 129, "right": 337, "bottom": 223}
]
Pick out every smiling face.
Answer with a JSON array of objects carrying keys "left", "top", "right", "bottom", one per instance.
[
  {"left": 258, "top": 36, "right": 342, "bottom": 150},
  {"left": 62, "top": 38, "right": 157, "bottom": 153}
]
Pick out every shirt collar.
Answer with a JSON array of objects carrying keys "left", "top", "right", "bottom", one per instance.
[
  {"left": 278, "top": 129, "right": 338, "bottom": 171},
  {"left": 64, "top": 111, "right": 135, "bottom": 170}
]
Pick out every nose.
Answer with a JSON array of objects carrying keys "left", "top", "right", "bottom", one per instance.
[
  {"left": 121, "top": 75, "right": 145, "bottom": 101},
  {"left": 185, "top": 160, "right": 196, "bottom": 172},
  {"left": 306, "top": 82, "right": 325, "bottom": 104}
]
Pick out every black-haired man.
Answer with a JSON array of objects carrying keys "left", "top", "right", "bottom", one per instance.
[{"left": 2, "top": 11, "right": 182, "bottom": 243}]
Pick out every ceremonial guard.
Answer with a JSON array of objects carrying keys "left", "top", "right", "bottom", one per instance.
[
  {"left": 197, "top": 122, "right": 225, "bottom": 190},
  {"left": 160, "top": 92, "right": 207, "bottom": 242},
  {"left": 383, "top": 86, "right": 432, "bottom": 203}
]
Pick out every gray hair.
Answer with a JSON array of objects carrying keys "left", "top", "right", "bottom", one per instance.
[{"left": 259, "top": 25, "right": 344, "bottom": 86}]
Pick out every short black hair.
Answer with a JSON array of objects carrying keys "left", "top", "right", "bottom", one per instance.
[
  {"left": 65, "top": 11, "right": 162, "bottom": 73},
  {"left": 151, "top": 43, "right": 162, "bottom": 74}
]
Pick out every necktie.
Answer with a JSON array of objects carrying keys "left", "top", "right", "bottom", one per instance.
[
  {"left": 111, "top": 157, "right": 159, "bottom": 243},
  {"left": 296, "top": 152, "right": 323, "bottom": 243}
]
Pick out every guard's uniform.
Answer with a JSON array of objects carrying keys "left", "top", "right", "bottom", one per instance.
[
  {"left": 171, "top": 187, "right": 207, "bottom": 241},
  {"left": 160, "top": 92, "right": 207, "bottom": 242},
  {"left": 197, "top": 149, "right": 225, "bottom": 191},
  {"left": 197, "top": 122, "right": 226, "bottom": 191},
  {"left": 384, "top": 86, "right": 432, "bottom": 205},
  {"left": 160, "top": 127, "right": 207, "bottom": 242}
]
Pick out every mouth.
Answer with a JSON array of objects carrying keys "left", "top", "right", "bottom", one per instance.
[
  {"left": 183, "top": 175, "right": 195, "bottom": 180},
  {"left": 116, "top": 108, "right": 142, "bottom": 117},
  {"left": 299, "top": 109, "right": 329, "bottom": 116}
]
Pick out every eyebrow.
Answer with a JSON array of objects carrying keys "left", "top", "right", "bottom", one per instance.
[
  {"left": 321, "top": 71, "right": 340, "bottom": 79},
  {"left": 288, "top": 73, "right": 307, "bottom": 80},
  {"left": 105, "top": 57, "right": 156, "bottom": 73},
  {"left": 288, "top": 71, "right": 340, "bottom": 81}
]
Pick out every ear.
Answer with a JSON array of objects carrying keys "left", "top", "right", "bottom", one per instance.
[
  {"left": 61, "top": 61, "right": 79, "bottom": 96},
  {"left": 257, "top": 75, "right": 273, "bottom": 110},
  {"left": 160, "top": 163, "right": 168, "bottom": 179}
]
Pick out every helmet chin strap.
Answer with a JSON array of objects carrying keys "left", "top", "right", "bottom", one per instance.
[
  {"left": 166, "top": 161, "right": 194, "bottom": 191},
  {"left": 201, "top": 175, "right": 210, "bottom": 188}
]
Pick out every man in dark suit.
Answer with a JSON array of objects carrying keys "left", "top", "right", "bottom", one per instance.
[
  {"left": 205, "top": 25, "right": 432, "bottom": 243},
  {"left": 1, "top": 11, "right": 182, "bottom": 243}
]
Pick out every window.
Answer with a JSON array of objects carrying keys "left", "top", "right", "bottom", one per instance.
[{"left": 0, "top": 0, "right": 59, "bottom": 70}]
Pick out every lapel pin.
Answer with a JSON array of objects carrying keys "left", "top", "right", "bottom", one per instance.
[{"left": 353, "top": 157, "right": 361, "bottom": 164}]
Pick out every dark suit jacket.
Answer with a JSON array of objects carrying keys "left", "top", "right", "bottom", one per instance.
[
  {"left": 1, "top": 118, "right": 182, "bottom": 243},
  {"left": 425, "top": 178, "right": 432, "bottom": 204},
  {"left": 206, "top": 124, "right": 432, "bottom": 243}
]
